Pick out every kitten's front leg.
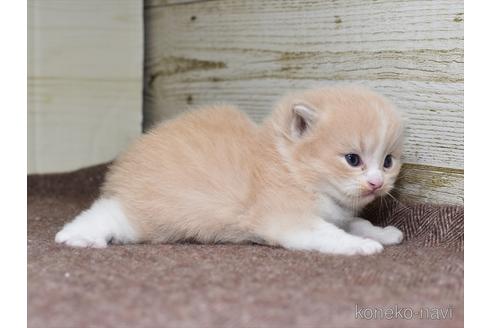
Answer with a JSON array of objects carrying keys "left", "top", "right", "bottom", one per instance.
[
  {"left": 347, "top": 218, "right": 403, "bottom": 245},
  {"left": 260, "top": 217, "right": 383, "bottom": 255}
]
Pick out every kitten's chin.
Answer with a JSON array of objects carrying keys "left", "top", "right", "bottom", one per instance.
[
  {"left": 315, "top": 184, "right": 378, "bottom": 211},
  {"left": 349, "top": 193, "right": 377, "bottom": 209},
  {"left": 360, "top": 193, "right": 378, "bottom": 203},
  {"left": 332, "top": 194, "right": 373, "bottom": 212}
]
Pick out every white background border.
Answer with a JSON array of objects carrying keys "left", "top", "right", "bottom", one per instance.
[
  {"left": 464, "top": 1, "right": 490, "bottom": 327},
  {"left": 0, "top": 1, "right": 483, "bottom": 327},
  {"left": 0, "top": 1, "right": 27, "bottom": 327}
]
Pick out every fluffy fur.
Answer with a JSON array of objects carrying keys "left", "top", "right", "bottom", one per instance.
[{"left": 56, "top": 85, "right": 404, "bottom": 255}]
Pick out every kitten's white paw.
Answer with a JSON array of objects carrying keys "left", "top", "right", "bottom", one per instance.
[
  {"left": 55, "top": 228, "right": 108, "bottom": 248},
  {"left": 319, "top": 238, "right": 383, "bottom": 256},
  {"left": 54, "top": 198, "right": 137, "bottom": 248},
  {"left": 348, "top": 239, "right": 384, "bottom": 255},
  {"left": 277, "top": 220, "right": 385, "bottom": 256},
  {"left": 379, "top": 226, "right": 404, "bottom": 245}
]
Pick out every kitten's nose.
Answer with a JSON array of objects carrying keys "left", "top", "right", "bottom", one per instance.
[{"left": 367, "top": 178, "right": 383, "bottom": 191}]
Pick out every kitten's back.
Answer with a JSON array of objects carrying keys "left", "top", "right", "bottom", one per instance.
[{"left": 102, "top": 105, "right": 260, "bottom": 243}]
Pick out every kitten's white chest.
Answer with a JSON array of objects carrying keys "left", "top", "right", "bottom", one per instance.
[{"left": 316, "top": 194, "right": 354, "bottom": 228}]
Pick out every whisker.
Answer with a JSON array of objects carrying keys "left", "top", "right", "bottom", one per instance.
[
  {"left": 383, "top": 194, "right": 388, "bottom": 212},
  {"left": 378, "top": 195, "right": 383, "bottom": 220},
  {"left": 385, "top": 191, "right": 410, "bottom": 210},
  {"left": 387, "top": 186, "right": 415, "bottom": 204}
]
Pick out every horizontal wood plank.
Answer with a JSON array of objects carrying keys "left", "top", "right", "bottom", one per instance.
[
  {"left": 28, "top": 0, "right": 143, "bottom": 173},
  {"left": 396, "top": 164, "right": 464, "bottom": 205},
  {"left": 28, "top": 78, "right": 142, "bottom": 173}
]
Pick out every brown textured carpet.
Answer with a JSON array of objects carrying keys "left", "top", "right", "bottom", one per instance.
[{"left": 28, "top": 164, "right": 464, "bottom": 328}]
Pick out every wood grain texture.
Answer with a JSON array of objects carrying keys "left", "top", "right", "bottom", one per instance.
[
  {"left": 28, "top": 0, "right": 143, "bottom": 173},
  {"left": 144, "top": 0, "right": 463, "bottom": 204},
  {"left": 396, "top": 164, "right": 463, "bottom": 205}
]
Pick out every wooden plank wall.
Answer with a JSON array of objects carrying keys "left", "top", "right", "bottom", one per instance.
[
  {"left": 144, "top": 0, "right": 464, "bottom": 205},
  {"left": 28, "top": 0, "right": 143, "bottom": 173}
]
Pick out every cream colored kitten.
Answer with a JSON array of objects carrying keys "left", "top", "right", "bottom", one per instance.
[{"left": 56, "top": 86, "right": 404, "bottom": 255}]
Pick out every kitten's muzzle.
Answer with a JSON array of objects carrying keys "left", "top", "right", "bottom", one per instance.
[{"left": 367, "top": 177, "right": 383, "bottom": 192}]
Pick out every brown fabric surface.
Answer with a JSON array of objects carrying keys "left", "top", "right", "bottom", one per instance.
[{"left": 28, "top": 165, "right": 464, "bottom": 328}]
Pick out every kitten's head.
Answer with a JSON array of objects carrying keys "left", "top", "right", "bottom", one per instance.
[{"left": 272, "top": 85, "right": 404, "bottom": 211}]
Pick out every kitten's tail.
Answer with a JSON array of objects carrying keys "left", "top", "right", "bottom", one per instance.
[{"left": 55, "top": 197, "right": 138, "bottom": 248}]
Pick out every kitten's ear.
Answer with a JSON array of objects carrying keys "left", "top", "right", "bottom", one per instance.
[{"left": 290, "top": 103, "right": 318, "bottom": 139}]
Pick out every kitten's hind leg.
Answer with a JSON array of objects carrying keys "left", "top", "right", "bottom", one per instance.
[
  {"left": 260, "top": 217, "right": 383, "bottom": 255},
  {"left": 348, "top": 218, "right": 403, "bottom": 245},
  {"left": 55, "top": 198, "right": 138, "bottom": 248}
]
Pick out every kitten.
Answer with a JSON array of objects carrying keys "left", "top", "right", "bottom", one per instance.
[{"left": 55, "top": 85, "right": 404, "bottom": 255}]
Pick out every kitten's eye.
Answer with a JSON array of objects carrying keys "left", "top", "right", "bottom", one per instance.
[
  {"left": 384, "top": 154, "right": 393, "bottom": 168},
  {"left": 345, "top": 153, "right": 361, "bottom": 167}
]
